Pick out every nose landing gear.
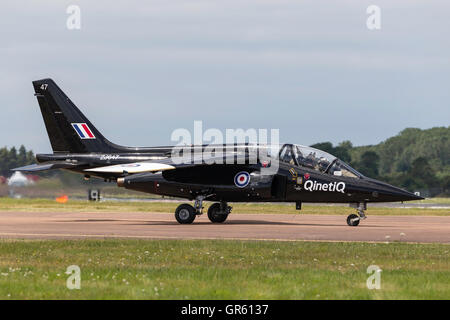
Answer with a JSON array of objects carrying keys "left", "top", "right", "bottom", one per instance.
[
  {"left": 347, "top": 202, "right": 367, "bottom": 227},
  {"left": 347, "top": 214, "right": 360, "bottom": 226}
]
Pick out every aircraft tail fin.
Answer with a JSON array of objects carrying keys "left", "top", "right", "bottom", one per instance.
[{"left": 32, "top": 78, "right": 116, "bottom": 153}]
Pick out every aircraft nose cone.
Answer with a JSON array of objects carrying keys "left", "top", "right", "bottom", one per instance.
[
  {"left": 368, "top": 179, "right": 424, "bottom": 202},
  {"left": 389, "top": 188, "right": 424, "bottom": 201}
]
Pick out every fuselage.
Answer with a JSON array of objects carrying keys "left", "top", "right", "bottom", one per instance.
[{"left": 36, "top": 143, "right": 422, "bottom": 204}]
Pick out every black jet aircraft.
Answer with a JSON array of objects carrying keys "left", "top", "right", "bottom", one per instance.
[{"left": 14, "top": 79, "right": 423, "bottom": 226}]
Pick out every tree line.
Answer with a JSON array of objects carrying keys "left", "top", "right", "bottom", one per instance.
[{"left": 0, "top": 146, "right": 35, "bottom": 177}]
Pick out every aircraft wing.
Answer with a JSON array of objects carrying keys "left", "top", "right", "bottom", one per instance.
[
  {"left": 14, "top": 152, "right": 266, "bottom": 175},
  {"left": 12, "top": 162, "right": 85, "bottom": 172},
  {"left": 84, "top": 162, "right": 176, "bottom": 174},
  {"left": 84, "top": 153, "right": 263, "bottom": 174}
]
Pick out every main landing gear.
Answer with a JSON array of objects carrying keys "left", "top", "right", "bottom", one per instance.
[
  {"left": 347, "top": 202, "right": 367, "bottom": 227},
  {"left": 174, "top": 196, "right": 232, "bottom": 224},
  {"left": 174, "top": 204, "right": 196, "bottom": 224},
  {"left": 207, "top": 202, "right": 232, "bottom": 223}
]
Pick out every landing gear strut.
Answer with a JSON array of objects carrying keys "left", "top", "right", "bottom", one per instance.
[
  {"left": 347, "top": 202, "right": 367, "bottom": 227},
  {"left": 208, "top": 202, "right": 232, "bottom": 223},
  {"left": 175, "top": 195, "right": 214, "bottom": 224},
  {"left": 194, "top": 195, "right": 206, "bottom": 215}
]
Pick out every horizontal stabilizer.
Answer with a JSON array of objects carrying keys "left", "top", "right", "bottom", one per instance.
[
  {"left": 84, "top": 162, "right": 176, "bottom": 174},
  {"left": 12, "top": 162, "right": 82, "bottom": 172}
]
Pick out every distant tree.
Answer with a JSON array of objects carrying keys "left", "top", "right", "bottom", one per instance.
[
  {"left": 442, "top": 176, "right": 450, "bottom": 195},
  {"left": 0, "top": 147, "right": 7, "bottom": 176},
  {"left": 376, "top": 126, "right": 449, "bottom": 176},
  {"left": 0, "top": 146, "right": 35, "bottom": 177},
  {"left": 409, "top": 157, "right": 439, "bottom": 188},
  {"left": 26, "top": 150, "right": 35, "bottom": 163},
  {"left": 395, "top": 157, "right": 441, "bottom": 191},
  {"left": 309, "top": 142, "right": 334, "bottom": 154},
  {"left": 356, "top": 151, "right": 380, "bottom": 178},
  {"left": 309, "top": 141, "right": 352, "bottom": 163},
  {"left": 333, "top": 141, "right": 352, "bottom": 163},
  {"left": 338, "top": 140, "right": 353, "bottom": 150},
  {"left": 7, "top": 147, "right": 17, "bottom": 173},
  {"left": 18, "top": 145, "right": 27, "bottom": 164}
]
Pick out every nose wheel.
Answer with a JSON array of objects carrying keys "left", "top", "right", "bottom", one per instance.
[
  {"left": 347, "top": 202, "right": 367, "bottom": 226},
  {"left": 347, "top": 214, "right": 360, "bottom": 226}
]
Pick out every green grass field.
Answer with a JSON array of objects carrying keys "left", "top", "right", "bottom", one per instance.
[
  {"left": 0, "top": 198, "right": 448, "bottom": 216},
  {"left": 0, "top": 239, "right": 448, "bottom": 300}
]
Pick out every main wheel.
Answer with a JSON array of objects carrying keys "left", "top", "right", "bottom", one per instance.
[
  {"left": 207, "top": 203, "right": 228, "bottom": 223},
  {"left": 347, "top": 214, "right": 360, "bottom": 226},
  {"left": 175, "top": 204, "right": 196, "bottom": 224}
]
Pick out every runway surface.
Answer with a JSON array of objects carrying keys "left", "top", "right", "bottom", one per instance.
[{"left": 0, "top": 211, "right": 449, "bottom": 243}]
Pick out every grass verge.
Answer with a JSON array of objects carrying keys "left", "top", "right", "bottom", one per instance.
[{"left": 0, "top": 239, "right": 448, "bottom": 299}]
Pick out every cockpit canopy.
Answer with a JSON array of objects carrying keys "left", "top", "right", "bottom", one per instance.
[{"left": 278, "top": 144, "right": 362, "bottom": 179}]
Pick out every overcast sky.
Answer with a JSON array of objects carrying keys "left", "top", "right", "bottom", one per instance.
[{"left": 1, "top": 0, "right": 449, "bottom": 153}]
